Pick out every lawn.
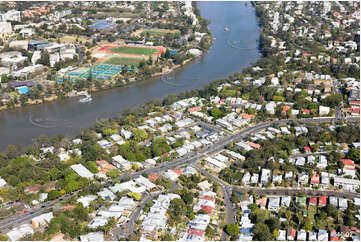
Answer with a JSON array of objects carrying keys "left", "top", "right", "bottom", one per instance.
[
  {"left": 59, "top": 35, "right": 88, "bottom": 43},
  {"left": 141, "top": 28, "right": 180, "bottom": 36},
  {"left": 132, "top": 28, "right": 180, "bottom": 37},
  {"left": 104, "top": 57, "right": 143, "bottom": 66},
  {"left": 109, "top": 46, "right": 159, "bottom": 55}
]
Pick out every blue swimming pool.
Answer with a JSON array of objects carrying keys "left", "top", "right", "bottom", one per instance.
[{"left": 17, "top": 86, "right": 29, "bottom": 94}]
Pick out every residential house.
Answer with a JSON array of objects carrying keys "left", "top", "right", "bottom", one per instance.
[
  {"left": 77, "top": 195, "right": 97, "bottom": 208},
  {"left": 6, "top": 224, "right": 34, "bottom": 241},
  {"left": 329, "top": 196, "right": 338, "bottom": 207},
  {"left": 296, "top": 197, "right": 307, "bottom": 207},
  {"left": 112, "top": 155, "right": 132, "bottom": 171},
  {"left": 297, "top": 230, "right": 307, "bottom": 241},
  {"left": 281, "top": 196, "right": 291, "bottom": 207},
  {"left": 80, "top": 232, "right": 104, "bottom": 241},
  {"left": 309, "top": 197, "right": 317, "bottom": 206},
  {"left": 318, "top": 196, "right": 327, "bottom": 207},
  {"left": 88, "top": 218, "right": 108, "bottom": 229},
  {"left": 308, "top": 231, "right": 317, "bottom": 241},
  {"left": 242, "top": 172, "right": 251, "bottom": 185},
  {"left": 70, "top": 164, "right": 94, "bottom": 179},
  {"left": 311, "top": 173, "right": 320, "bottom": 186},
  {"left": 318, "top": 230, "right": 329, "bottom": 241},
  {"left": 287, "top": 228, "right": 296, "bottom": 240},
  {"left": 256, "top": 197, "right": 267, "bottom": 209},
  {"left": 298, "top": 173, "right": 309, "bottom": 185},
  {"left": 261, "top": 169, "right": 271, "bottom": 184},
  {"left": 333, "top": 177, "right": 360, "bottom": 192},
  {"left": 31, "top": 212, "right": 53, "bottom": 228},
  {"left": 277, "top": 230, "right": 286, "bottom": 241},
  {"left": 267, "top": 197, "right": 280, "bottom": 211}
]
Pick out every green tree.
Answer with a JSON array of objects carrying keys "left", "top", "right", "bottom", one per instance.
[
  {"left": 322, "top": 94, "right": 342, "bottom": 108},
  {"left": 128, "top": 192, "right": 141, "bottom": 201},
  {"left": 0, "top": 234, "right": 8, "bottom": 241},
  {"left": 265, "top": 217, "right": 280, "bottom": 232},
  {"left": 326, "top": 204, "right": 338, "bottom": 217},
  {"left": 347, "top": 148, "right": 360, "bottom": 164},
  {"left": 252, "top": 223, "right": 272, "bottom": 241},
  {"left": 181, "top": 190, "right": 194, "bottom": 205},
  {"left": 304, "top": 219, "right": 312, "bottom": 232},
  {"left": 225, "top": 224, "right": 239, "bottom": 236},
  {"left": 167, "top": 198, "right": 186, "bottom": 222},
  {"left": 48, "top": 190, "right": 61, "bottom": 200},
  {"left": 106, "top": 169, "right": 121, "bottom": 179},
  {"left": 73, "top": 205, "right": 89, "bottom": 221},
  {"left": 133, "top": 129, "right": 148, "bottom": 142}
]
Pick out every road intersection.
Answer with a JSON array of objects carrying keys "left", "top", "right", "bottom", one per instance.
[{"left": 0, "top": 116, "right": 358, "bottom": 234}]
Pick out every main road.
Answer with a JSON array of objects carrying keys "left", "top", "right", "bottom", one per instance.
[{"left": 0, "top": 116, "right": 358, "bottom": 232}]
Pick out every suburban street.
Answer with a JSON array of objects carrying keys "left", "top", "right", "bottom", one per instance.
[
  {"left": 109, "top": 182, "right": 179, "bottom": 240},
  {"left": 0, "top": 116, "right": 358, "bottom": 232},
  {"left": 192, "top": 164, "right": 234, "bottom": 241}
]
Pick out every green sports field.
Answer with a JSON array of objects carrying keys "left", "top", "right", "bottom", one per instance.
[
  {"left": 109, "top": 46, "right": 159, "bottom": 55},
  {"left": 104, "top": 57, "right": 143, "bottom": 66}
]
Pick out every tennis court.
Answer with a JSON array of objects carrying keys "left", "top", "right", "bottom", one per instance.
[
  {"left": 90, "top": 65, "right": 123, "bottom": 79},
  {"left": 61, "top": 64, "right": 134, "bottom": 81},
  {"left": 90, "top": 21, "right": 117, "bottom": 30}
]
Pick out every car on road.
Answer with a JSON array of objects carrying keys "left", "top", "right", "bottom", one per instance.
[
  {"left": 41, "top": 205, "right": 46, "bottom": 208},
  {"left": 29, "top": 211, "right": 35, "bottom": 214},
  {"left": 23, "top": 210, "right": 28, "bottom": 213}
]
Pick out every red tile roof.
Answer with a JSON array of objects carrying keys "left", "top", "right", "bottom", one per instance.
[
  {"left": 330, "top": 230, "right": 339, "bottom": 241},
  {"left": 309, "top": 197, "right": 317, "bottom": 205},
  {"left": 188, "top": 229, "right": 205, "bottom": 237},
  {"left": 288, "top": 228, "right": 296, "bottom": 237},
  {"left": 341, "top": 159, "right": 355, "bottom": 167},
  {"left": 349, "top": 100, "right": 360, "bottom": 106},
  {"left": 172, "top": 169, "right": 182, "bottom": 175},
  {"left": 351, "top": 108, "right": 360, "bottom": 114},
  {"left": 302, "top": 109, "right": 310, "bottom": 114},
  {"left": 247, "top": 142, "right": 262, "bottom": 149},
  {"left": 24, "top": 184, "right": 41, "bottom": 194},
  {"left": 282, "top": 105, "right": 291, "bottom": 114},
  {"left": 318, "top": 196, "right": 327, "bottom": 206},
  {"left": 200, "top": 205, "right": 214, "bottom": 214},
  {"left": 241, "top": 113, "right": 254, "bottom": 119},
  {"left": 351, "top": 226, "right": 358, "bottom": 231},
  {"left": 311, "top": 173, "right": 320, "bottom": 184},
  {"left": 62, "top": 204, "right": 75, "bottom": 211},
  {"left": 188, "top": 107, "right": 201, "bottom": 113},
  {"left": 256, "top": 197, "right": 267, "bottom": 207},
  {"left": 148, "top": 173, "right": 160, "bottom": 182}
]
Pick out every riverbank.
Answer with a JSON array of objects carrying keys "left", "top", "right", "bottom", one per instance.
[
  {"left": 0, "top": 2, "right": 260, "bottom": 150},
  {"left": 0, "top": 53, "right": 204, "bottom": 112}
]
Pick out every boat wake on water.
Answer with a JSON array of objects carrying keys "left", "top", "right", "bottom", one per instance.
[
  {"left": 225, "top": 38, "right": 255, "bottom": 51},
  {"left": 29, "top": 114, "right": 74, "bottom": 128},
  {"left": 161, "top": 73, "right": 184, "bottom": 87}
]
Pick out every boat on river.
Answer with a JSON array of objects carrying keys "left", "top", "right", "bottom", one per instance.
[{"left": 79, "top": 94, "right": 92, "bottom": 103}]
